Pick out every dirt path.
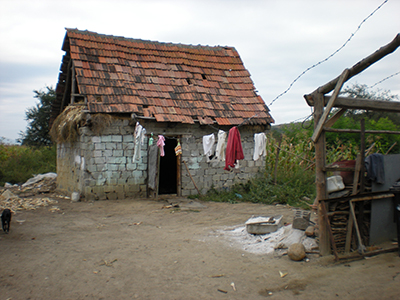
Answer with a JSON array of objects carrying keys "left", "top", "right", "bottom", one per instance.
[{"left": 1, "top": 197, "right": 399, "bottom": 300}]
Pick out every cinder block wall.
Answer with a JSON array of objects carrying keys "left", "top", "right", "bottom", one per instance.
[
  {"left": 178, "top": 127, "right": 266, "bottom": 196},
  {"left": 56, "top": 117, "right": 267, "bottom": 200}
]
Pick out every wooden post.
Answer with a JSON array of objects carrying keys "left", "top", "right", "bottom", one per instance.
[
  {"left": 273, "top": 139, "right": 282, "bottom": 185},
  {"left": 313, "top": 92, "right": 330, "bottom": 255},
  {"left": 360, "top": 119, "right": 366, "bottom": 193}
]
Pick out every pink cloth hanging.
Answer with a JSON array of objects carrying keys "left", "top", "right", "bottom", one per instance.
[{"left": 157, "top": 135, "right": 165, "bottom": 156}]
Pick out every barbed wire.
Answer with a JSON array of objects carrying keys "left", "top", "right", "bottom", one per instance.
[
  {"left": 369, "top": 71, "right": 400, "bottom": 88},
  {"left": 268, "top": 0, "right": 390, "bottom": 107}
]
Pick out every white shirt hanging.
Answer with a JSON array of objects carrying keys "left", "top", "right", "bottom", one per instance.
[
  {"left": 133, "top": 123, "right": 144, "bottom": 163},
  {"left": 253, "top": 132, "right": 267, "bottom": 161},
  {"left": 203, "top": 133, "right": 215, "bottom": 161},
  {"left": 215, "top": 130, "right": 226, "bottom": 161}
]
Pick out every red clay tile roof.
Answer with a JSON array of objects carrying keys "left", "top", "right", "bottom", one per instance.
[{"left": 52, "top": 29, "right": 274, "bottom": 126}]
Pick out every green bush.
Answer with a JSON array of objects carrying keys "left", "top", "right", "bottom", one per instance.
[{"left": 0, "top": 143, "right": 56, "bottom": 186}]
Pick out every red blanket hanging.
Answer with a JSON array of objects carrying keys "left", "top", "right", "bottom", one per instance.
[{"left": 224, "top": 126, "right": 244, "bottom": 171}]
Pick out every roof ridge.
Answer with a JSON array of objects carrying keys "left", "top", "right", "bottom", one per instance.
[{"left": 65, "top": 28, "right": 235, "bottom": 53}]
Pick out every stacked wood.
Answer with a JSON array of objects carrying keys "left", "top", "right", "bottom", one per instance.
[{"left": 326, "top": 200, "right": 372, "bottom": 253}]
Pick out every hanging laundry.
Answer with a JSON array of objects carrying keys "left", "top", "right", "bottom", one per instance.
[
  {"left": 224, "top": 126, "right": 244, "bottom": 171},
  {"left": 215, "top": 130, "right": 227, "bottom": 161},
  {"left": 148, "top": 133, "right": 154, "bottom": 146},
  {"left": 141, "top": 128, "right": 147, "bottom": 145},
  {"left": 157, "top": 135, "right": 166, "bottom": 157},
  {"left": 175, "top": 139, "right": 182, "bottom": 156},
  {"left": 253, "top": 132, "right": 267, "bottom": 161},
  {"left": 148, "top": 144, "right": 158, "bottom": 190},
  {"left": 365, "top": 153, "right": 385, "bottom": 184},
  {"left": 203, "top": 133, "right": 215, "bottom": 161},
  {"left": 133, "top": 122, "right": 145, "bottom": 163}
]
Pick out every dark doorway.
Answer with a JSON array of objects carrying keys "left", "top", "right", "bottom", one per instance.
[{"left": 158, "top": 138, "right": 177, "bottom": 195}]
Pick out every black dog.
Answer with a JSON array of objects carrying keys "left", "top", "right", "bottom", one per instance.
[{"left": 1, "top": 209, "right": 11, "bottom": 233}]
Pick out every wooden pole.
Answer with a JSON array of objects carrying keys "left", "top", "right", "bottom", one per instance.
[
  {"left": 273, "top": 139, "right": 282, "bottom": 185},
  {"left": 313, "top": 92, "right": 330, "bottom": 255},
  {"left": 360, "top": 119, "right": 366, "bottom": 193},
  {"left": 320, "top": 202, "right": 339, "bottom": 261},
  {"left": 314, "top": 34, "right": 400, "bottom": 96},
  {"left": 183, "top": 160, "right": 201, "bottom": 196}
]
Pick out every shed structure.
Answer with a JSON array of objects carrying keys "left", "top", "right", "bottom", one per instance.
[
  {"left": 304, "top": 34, "right": 400, "bottom": 257},
  {"left": 51, "top": 29, "right": 274, "bottom": 200}
]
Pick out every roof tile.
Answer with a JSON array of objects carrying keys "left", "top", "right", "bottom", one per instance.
[{"left": 52, "top": 29, "right": 274, "bottom": 126}]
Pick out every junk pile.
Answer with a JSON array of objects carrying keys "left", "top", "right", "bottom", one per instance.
[
  {"left": 220, "top": 210, "right": 318, "bottom": 260},
  {"left": 0, "top": 173, "right": 58, "bottom": 212}
]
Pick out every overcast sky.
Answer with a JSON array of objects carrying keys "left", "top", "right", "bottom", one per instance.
[{"left": 1, "top": 0, "right": 399, "bottom": 143}]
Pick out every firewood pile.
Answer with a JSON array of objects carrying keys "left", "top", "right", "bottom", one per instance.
[{"left": 327, "top": 200, "right": 371, "bottom": 253}]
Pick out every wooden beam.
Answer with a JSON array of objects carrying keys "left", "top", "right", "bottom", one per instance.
[
  {"left": 313, "top": 34, "right": 400, "bottom": 96},
  {"left": 349, "top": 201, "right": 364, "bottom": 254},
  {"left": 312, "top": 69, "right": 349, "bottom": 143},
  {"left": 311, "top": 96, "right": 400, "bottom": 112},
  {"left": 323, "top": 128, "right": 400, "bottom": 135},
  {"left": 60, "top": 59, "right": 72, "bottom": 113},
  {"left": 324, "top": 108, "right": 346, "bottom": 128},
  {"left": 71, "top": 64, "right": 76, "bottom": 104}
]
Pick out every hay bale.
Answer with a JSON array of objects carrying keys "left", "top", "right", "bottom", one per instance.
[{"left": 50, "top": 105, "right": 85, "bottom": 143}]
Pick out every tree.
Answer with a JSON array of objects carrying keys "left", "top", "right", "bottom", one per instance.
[{"left": 19, "top": 86, "right": 55, "bottom": 146}]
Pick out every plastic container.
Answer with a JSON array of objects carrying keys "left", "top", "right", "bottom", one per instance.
[{"left": 327, "top": 175, "right": 345, "bottom": 193}]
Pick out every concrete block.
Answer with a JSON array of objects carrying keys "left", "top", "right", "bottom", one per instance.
[
  {"left": 92, "top": 136, "right": 101, "bottom": 143},
  {"left": 123, "top": 135, "right": 134, "bottom": 143},
  {"left": 93, "top": 150, "right": 102, "bottom": 157},
  {"left": 110, "top": 157, "right": 126, "bottom": 164},
  {"left": 94, "top": 157, "right": 106, "bottom": 164},
  {"left": 113, "top": 150, "right": 123, "bottom": 157},
  {"left": 105, "top": 143, "right": 117, "bottom": 150},
  {"left": 124, "top": 149, "right": 134, "bottom": 156},
  {"left": 123, "top": 143, "right": 135, "bottom": 150},
  {"left": 127, "top": 163, "right": 137, "bottom": 171},
  {"left": 95, "top": 143, "right": 105, "bottom": 150},
  {"left": 103, "top": 150, "right": 113, "bottom": 157},
  {"left": 292, "top": 210, "right": 311, "bottom": 231},
  {"left": 101, "top": 135, "right": 112, "bottom": 143},
  {"left": 111, "top": 135, "right": 122, "bottom": 142}
]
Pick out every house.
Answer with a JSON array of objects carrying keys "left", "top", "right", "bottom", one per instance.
[{"left": 51, "top": 28, "right": 274, "bottom": 200}]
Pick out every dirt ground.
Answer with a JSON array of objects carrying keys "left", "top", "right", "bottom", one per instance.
[{"left": 1, "top": 196, "right": 399, "bottom": 300}]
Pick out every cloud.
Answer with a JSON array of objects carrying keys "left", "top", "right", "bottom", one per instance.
[{"left": 0, "top": 0, "right": 399, "bottom": 140}]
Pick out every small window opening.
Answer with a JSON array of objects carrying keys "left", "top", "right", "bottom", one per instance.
[
  {"left": 95, "top": 96, "right": 102, "bottom": 102},
  {"left": 201, "top": 74, "right": 207, "bottom": 80},
  {"left": 143, "top": 105, "right": 149, "bottom": 108},
  {"left": 186, "top": 78, "right": 192, "bottom": 85}
]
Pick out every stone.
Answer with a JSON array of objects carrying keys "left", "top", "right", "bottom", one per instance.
[
  {"left": 71, "top": 192, "right": 80, "bottom": 202},
  {"left": 288, "top": 243, "right": 306, "bottom": 261},
  {"left": 305, "top": 225, "right": 315, "bottom": 237}
]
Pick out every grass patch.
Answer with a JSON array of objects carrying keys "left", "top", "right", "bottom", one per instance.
[{"left": 0, "top": 143, "right": 56, "bottom": 186}]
